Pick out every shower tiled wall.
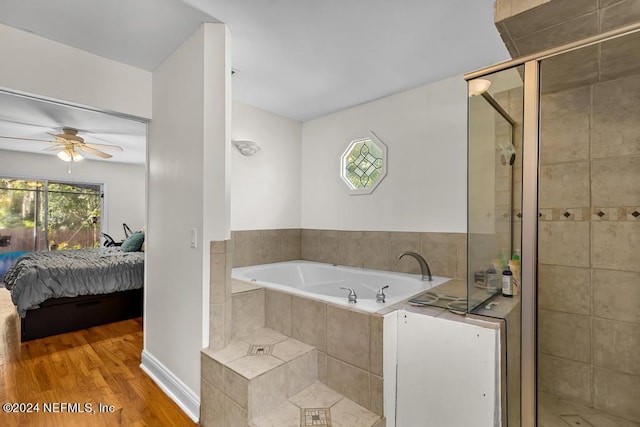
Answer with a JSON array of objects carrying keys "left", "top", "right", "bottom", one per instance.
[
  {"left": 537, "top": 74, "right": 640, "bottom": 422},
  {"left": 232, "top": 229, "right": 467, "bottom": 279}
]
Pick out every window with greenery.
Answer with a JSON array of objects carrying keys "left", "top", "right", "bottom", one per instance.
[
  {"left": 340, "top": 135, "right": 387, "bottom": 195},
  {"left": 0, "top": 178, "right": 103, "bottom": 252}
]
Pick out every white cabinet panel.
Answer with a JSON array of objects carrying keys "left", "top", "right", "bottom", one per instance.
[{"left": 396, "top": 310, "right": 501, "bottom": 427}]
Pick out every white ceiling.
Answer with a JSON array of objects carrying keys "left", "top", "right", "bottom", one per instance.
[{"left": 0, "top": 0, "right": 509, "bottom": 164}]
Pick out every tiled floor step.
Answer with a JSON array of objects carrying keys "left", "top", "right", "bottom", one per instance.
[
  {"left": 251, "top": 381, "right": 383, "bottom": 427},
  {"left": 201, "top": 327, "right": 319, "bottom": 424}
]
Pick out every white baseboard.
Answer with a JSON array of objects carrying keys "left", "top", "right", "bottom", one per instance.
[{"left": 140, "top": 350, "right": 200, "bottom": 423}]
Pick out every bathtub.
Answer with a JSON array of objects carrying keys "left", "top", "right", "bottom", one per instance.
[{"left": 232, "top": 260, "right": 451, "bottom": 313}]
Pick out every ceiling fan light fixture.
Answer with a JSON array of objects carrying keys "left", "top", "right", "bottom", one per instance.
[{"left": 57, "top": 148, "right": 83, "bottom": 162}]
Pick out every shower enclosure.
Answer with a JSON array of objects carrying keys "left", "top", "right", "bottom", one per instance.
[{"left": 466, "top": 23, "right": 640, "bottom": 426}]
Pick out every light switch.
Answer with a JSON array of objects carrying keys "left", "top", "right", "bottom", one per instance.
[{"left": 191, "top": 228, "right": 197, "bottom": 248}]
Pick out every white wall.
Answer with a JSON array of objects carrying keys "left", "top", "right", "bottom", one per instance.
[
  {"left": 146, "top": 23, "right": 230, "bottom": 418},
  {"left": 0, "top": 149, "right": 145, "bottom": 239},
  {"left": 301, "top": 75, "right": 467, "bottom": 233},
  {"left": 0, "top": 24, "right": 151, "bottom": 119},
  {"left": 231, "top": 102, "right": 302, "bottom": 230}
]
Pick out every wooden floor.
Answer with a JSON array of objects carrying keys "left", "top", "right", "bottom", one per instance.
[{"left": 0, "top": 289, "right": 197, "bottom": 426}]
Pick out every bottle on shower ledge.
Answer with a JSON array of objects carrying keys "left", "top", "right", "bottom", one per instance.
[
  {"left": 502, "top": 265, "right": 514, "bottom": 297},
  {"left": 486, "top": 264, "right": 498, "bottom": 293}
]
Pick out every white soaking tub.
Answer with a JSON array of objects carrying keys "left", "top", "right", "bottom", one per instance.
[{"left": 232, "top": 260, "right": 450, "bottom": 313}]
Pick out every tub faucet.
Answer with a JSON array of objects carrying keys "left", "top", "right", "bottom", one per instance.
[
  {"left": 340, "top": 286, "right": 357, "bottom": 304},
  {"left": 397, "top": 251, "right": 432, "bottom": 281}
]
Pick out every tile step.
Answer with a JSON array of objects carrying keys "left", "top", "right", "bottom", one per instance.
[
  {"left": 250, "top": 381, "right": 383, "bottom": 427},
  {"left": 202, "top": 327, "right": 319, "bottom": 422}
]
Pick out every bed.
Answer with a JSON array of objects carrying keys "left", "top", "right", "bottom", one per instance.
[{"left": 3, "top": 247, "right": 144, "bottom": 341}]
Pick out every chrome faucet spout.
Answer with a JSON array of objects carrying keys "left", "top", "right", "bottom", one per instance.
[{"left": 397, "top": 251, "right": 432, "bottom": 281}]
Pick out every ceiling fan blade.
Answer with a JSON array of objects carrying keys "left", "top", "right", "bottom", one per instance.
[
  {"left": 76, "top": 144, "right": 112, "bottom": 159},
  {"left": 83, "top": 142, "right": 124, "bottom": 152},
  {"left": 42, "top": 144, "right": 65, "bottom": 152},
  {"left": 0, "top": 135, "right": 54, "bottom": 143}
]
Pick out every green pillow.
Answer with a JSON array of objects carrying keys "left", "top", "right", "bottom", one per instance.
[{"left": 121, "top": 232, "right": 144, "bottom": 252}]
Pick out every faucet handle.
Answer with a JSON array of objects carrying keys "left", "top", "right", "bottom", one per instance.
[
  {"left": 340, "top": 286, "right": 357, "bottom": 304},
  {"left": 376, "top": 285, "right": 389, "bottom": 303}
]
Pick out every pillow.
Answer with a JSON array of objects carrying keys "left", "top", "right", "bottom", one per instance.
[{"left": 121, "top": 232, "right": 145, "bottom": 252}]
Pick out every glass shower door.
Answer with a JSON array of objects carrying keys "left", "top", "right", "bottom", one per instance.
[{"left": 537, "top": 30, "right": 640, "bottom": 425}]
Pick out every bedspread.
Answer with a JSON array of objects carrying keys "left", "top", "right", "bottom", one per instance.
[{"left": 3, "top": 247, "right": 144, "bottom": 317}]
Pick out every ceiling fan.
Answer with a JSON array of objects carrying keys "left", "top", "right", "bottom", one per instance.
[{"left": 0, "top": 127, "right": 123, "bottom": 162}]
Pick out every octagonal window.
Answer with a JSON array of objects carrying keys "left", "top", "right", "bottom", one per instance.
[{"left": 340, "top": 135, "right": 387, "bottom": 195}]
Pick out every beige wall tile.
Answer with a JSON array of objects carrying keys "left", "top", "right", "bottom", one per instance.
[
  {"left": 389, "top": 232, "right": 421, "bottom": 274},
  {"left": 592, "top": 222, "right": 640, "bottom": 272},
  {"left": 234, "top": 231, "right": 262, "bottom": 267},
  {"left": 200, "top": 380, "right": 225, "bottom": 427},
  {"left": 210, "top": 300, "right": 233, "bottom": 350},
  {"left": 541, "top": 86, "right": 591, "bottom": 119},
  {"left": 420, "top": 232, "right": 458, "bottom": 278},
  {"left": 592, "top": 109, "right": 640, "bottom": 160},
  {"left": 336, "top": 231, "right": 365, "bottom": 268},
  {"left": 593, "top": 269, "right": 640, "bottom": 323},
  {"left": 326, "top": 356, "right": 371, "bottom": 409},
  {"left": 538, "top": 222, "right": 590, "bottom": 267},
  {"left": 361, "top": 232, "right": 390, "bottom": 271},
  {"left": 316, "top": 231, "right": 340, "bottom": 265},
  {"left": 224, "top": 366, "right": 249, "bottom": 409},
  {"left": 370, "top": 374, "right": 384, "bottom": 416},
  {"left": 540, "top": 113, "right": 590, "bottom": 165},
  {"left": 538, "top": 265, "right": 590, "bottom": 315},
  {"left": 285, "top": 349, "right": 317, "bottom": 397},
  {"left": 539, "top": 161, "right": 590, "bottom": 208},
  {"left": 592, "top": 156, "right": 640, "bottom": 207},
  {"left": 225, "top": 396, "right": 248, "bottom": 426},
  {"left": 592, "top": 72, "right": 640, "bottom": 111},
  {"left": 202, "top": 352, "right": 224, "bottom": 386},
  {"left": 539, "top": 45, "right": 599, "bottom": 94},
  {"left": 291, "top": 296, "right": 327, "bottom": 352},
  {"left": 300, "top": 232, "right": 319, "bottom": 261},
  {"left": 317, "top": 350, "right": 327, "bottom": 384},
  {"left": 326, "top": 305, "right": 370, "bottom": 370},
  {"left": 503, "top": 0, "right": 596, "bottom": 39},
  {"left": 280, "top": 229, "right": 301, "bottom": 261},
  {"left": 259, "top": 230, "right": 282, "bottom": 264},
  {"left": 456, "top": 233, "right": 467, "bottom": 280},
  {"left": 210, "top": 240, "right": 228, "bottom": 254},
  {"left": 594, "top": 368, "right": 640, "bottom": 423},
  {"left": 514, "top": 12, "right": 598, "bottom": 55},
  {"left": 211, "top": 251, "right": 230, "bottom": 304},
  {"left": 370, "top": 316, "right": 383, "bottom": 377},
  {"left": 593, "top": 319, "right": 640, "bottom": 376},
  {"left": 538, "top": 354, "right": 591, "bottom": 406},
  {"left": 248, "top": 364, "right": 289, "bottom": 419},
  {"left": 265, "top": 290, "right": 293, "bottom": 336},
  {"left": 539, "top": 309, "right": 591, "bottom": 363},
  {"left": 232, "top": 289, "right": 265, "bottom": 338},
  {"left": 600, "top": 0, "right": 640, "bottom": 31}
]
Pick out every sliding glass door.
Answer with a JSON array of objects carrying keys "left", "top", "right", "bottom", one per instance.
[{"left": 0, "top": 178, "right": 103, "bottom": 254}]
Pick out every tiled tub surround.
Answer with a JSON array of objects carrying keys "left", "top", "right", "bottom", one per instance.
[
  {"left": 232, "top": 229, "right": 467, "bottom": 280},
  {"left": 537, "top": 74, "right": 640, "bottom": 423},
  {"left": 201, "top": 283, "right": 385, "bottom": 426}
]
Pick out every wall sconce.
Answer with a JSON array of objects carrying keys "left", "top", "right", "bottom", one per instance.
[
  {"left": 233, "top": 140, "right": 261, "bottom": 156},
  {"left": 468, "top": 78, "right": 492, "bottom": 97}
]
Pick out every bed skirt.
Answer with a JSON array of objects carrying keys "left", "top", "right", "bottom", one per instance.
[{"left": 20, "top": 288, "right": 143, "bottom": 341}]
